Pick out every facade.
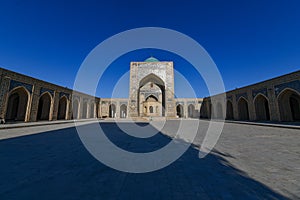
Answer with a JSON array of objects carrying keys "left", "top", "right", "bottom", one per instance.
[
  {"left": 128, "top": 58, "right": 176, "bottom": 118},
  {"left": 0, "top": 68, "right": 99, "bottom": 123},
  {"left": 0, "top": 57, "right": 299, "bottom": 123},
  {"left": 200, "top": 70, "right": 300, "bottom": 122},
  {"left": 99, "top": 57, "right": 202, "bottom": 119}
]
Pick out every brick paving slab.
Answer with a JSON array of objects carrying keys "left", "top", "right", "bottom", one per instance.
[{"left": 0, "top": 120, "right": 298, "bottom": 199}]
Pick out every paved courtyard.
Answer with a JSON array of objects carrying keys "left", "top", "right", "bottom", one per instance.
[{"left": 0, "top": 120, "right": 299, "bottom": 199}]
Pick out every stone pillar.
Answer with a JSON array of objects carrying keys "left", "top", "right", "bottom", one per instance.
[
  {"left": 97, "top": 100, "right": 101, "bottom": 118},
  {"left": 68, "top": 95, "right": 73, "bottom": 120},
  {"left": 165, "top": 64, "right": 176, "bottom": 117},
  {"left": 99, "top": 101, "right": 102, "bottom": 118},
  {"left": 184, "top": 102, "right": 188, "bottom": 118},
  {"left": 232, "top": 95, "right": 239, "bottom": 120},
  {"left": 116, "top": 101, "right": 120, "bottom": 118},
  {"left": 268, "top": 86, "right": 280, "bottom": 121},
  {"left": 247, "top": 90, "right": 256, "bottom": 121},
  {"left": 51, "top": 91, "right": 59, "bottom": 121},
  {"left": 29, "top": 85, "right": 41, "bottom": 122},
  {"left": 92, "top": 102, "right": 95, "bottom": 118},
  {"left": 65, "top": 98, "right": 70, "bottom": 120},
  {"left": 129, "top": 63, "right": 139, "bottom": 117},
  {"left": 78, "top": 97, "right": 83, "bottom": 119},
  {"left": 86, "top": 101, "right": 90, "bottom": 118},
  {"left": 0, "top": 75, "right": 10, "bottom": 119}
]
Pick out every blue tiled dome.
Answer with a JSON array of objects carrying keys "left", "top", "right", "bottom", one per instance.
[{"left": 145, "top": 56, "right": 159, "bottom": 62}]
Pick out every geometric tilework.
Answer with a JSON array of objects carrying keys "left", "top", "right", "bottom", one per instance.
[
  {"left": 252, "top": 88, "right": 268, "bottom": 98},
  {"left": 226, "top": 95, "right": 233, "bottom": 101},
  {"left": 275, "top": 80, "right": 300, "bottom": 97},
  {"left": 9, "top": 80, "right": 33, "bottom": 93},
  {"left": 59, "top": 92, "right": 70, "bottom": 99},
  {"left": 40, "top": 87, "right": 54, "bottom": 96},
  {"left": 236, "top": 92, "right": 248, "bottom": 100}
]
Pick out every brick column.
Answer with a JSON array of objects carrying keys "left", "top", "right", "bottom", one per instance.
[
  {"left": 51, "top": 91, "right": 59, "bottom": 121},
  {"left": 86, "top": 101, "right": 90, "bottom": 118},
  {"left": 99, "top": 101, "right": 102, "bottom": 118},
  {"left": 232, "top": 95, "right": 239, "bottom": 120},
  {"left": 184, "top": 102, "right": 188, "bottom": 118},
  {"left": 67, "top": 95, "right": 72, "bottom": 120},
  {"left": 79, "top": 97, "right": 83, "bottom": 119},
  {"left": 29, "top": 85, "right": 41, "bottom": 122},
  {"left": 0, "top": 76, "right": 10, "bottom": 119},
  {"left": 116, "top": 101, "right": 120, "bottom": 118},
  {"left": 247, "top": 90, "right": 256, "bottom": 121},
  {"left": 268, "top": 86, "right": 280, "bottom": 121}
]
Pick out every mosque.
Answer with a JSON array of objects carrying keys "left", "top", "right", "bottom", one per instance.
[{"left": 0, "top": 57, "right": 299, "bottom": 123}]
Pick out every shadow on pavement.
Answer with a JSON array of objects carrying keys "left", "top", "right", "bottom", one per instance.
[{"left": 0, "top": 122, "right": 288, "bottom": 199}]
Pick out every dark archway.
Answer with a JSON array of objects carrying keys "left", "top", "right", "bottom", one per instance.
[
  {"left": 138, "top": 73, "right": 165, "bottom": 117},
  {"left": 37, "top": 92, "right": 51, "bottom": 120},
  {"left": 238, "top": 97, "right": 249, "bottom": 120},
  {"left": 176, "top": 104, "right": 184, "bottom": 118},
  {"left": 57, "top": 96, "right": 67, "bottom": 120},
  {"left": 120, "top": 104, "right": 127, "bottom": 118},
  {"left": 226, "top": 100, "right": 234, "bottom": 120},
  {"left": 109, "top": 104, "right": 116, "bottom": 118},
  {"left": 278, "top": 89, "right": 300, "bottom": 121},
  {"left": 82, "top": 102, "right": 88, "bottom": 119},
  {"left": 290, "top": 95, "right": 300, "bottom": 121},
  {"left": 146, "top": 95, "right": 158, "bottom": 102},
  {"left": 149, "top": 106, "right": 154, "bottom": 113},
  {"left": 254, "top": 94, "right": 270, "bottom": 121},
  {"left": 5, "top": 87, "right": 29, "bottom": 121},
  {"left": 188, "top": 104, "right": 195, "bottom": 118},
  {"left": 72, "top": 99, "right": 79, "bottom": 119},
  {"left": 200, "top": 99, "right": 210, "bottom": 119}
]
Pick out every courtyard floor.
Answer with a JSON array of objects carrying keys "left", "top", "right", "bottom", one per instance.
[{"left": 0, "top": 120, "right": 299, "bottom": 199}]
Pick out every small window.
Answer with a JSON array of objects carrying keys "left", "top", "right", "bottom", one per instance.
[{"left": 150, "top": 106, "right": 153, "bottom": 113}]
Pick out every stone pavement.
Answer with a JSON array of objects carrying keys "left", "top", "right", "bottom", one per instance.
[
  {"left": 0, "top": 120, "right": 299, "bottom": 199},
  {"left": 0, "top": 118, "right": 96, "bottom": 130}
]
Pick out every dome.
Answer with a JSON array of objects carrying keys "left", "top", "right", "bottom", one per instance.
[{"left": 144, "top": 56, "right": 159, "bottom": 62}]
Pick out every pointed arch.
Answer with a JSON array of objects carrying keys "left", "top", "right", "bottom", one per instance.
[
  {"left": 58, "top": 96, "right": 68, "bottom": 120},
  {"left": 238, "top": 97, "right": 249, "bottom": 120},
  {"left": 200, "top": 99, "right": 210, "bottom": 119},
  {"left": 254, "top": 94, "right": 270, "bottom": 121},
  {"left": 278, "top": 88, "right": 300, "bottom": 121},
  {"left": 37, "top": 92, "right": 52, "bottom": 120},
  {"left": 139, "top": 73, "right": 165, "bottom": 117},
  {"left": 120, "top": 104, "right": 127, "bottom": 118},
  {"left": 139, "top": 73, "right": 165, "bottom": 88},
  {"left": 149, "top": 106, "right": 154, "bottom": 113},
  {"left": 176, "top": 104, "right": 184, "bottom": 118},
  {"left": 146, "top": 95, "right": 158, "bottom": 102},
  {"left": 109, "top": 104, "right": 116, "bottom": 118},
  {"left": 5, "top": 86, "right": 30, "bottom": 121}
]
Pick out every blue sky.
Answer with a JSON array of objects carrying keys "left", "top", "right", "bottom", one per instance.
[{"left": 0, "top": 0, "right": 299, "bottom": 98}]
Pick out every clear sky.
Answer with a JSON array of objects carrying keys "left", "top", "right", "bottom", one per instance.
[{"left": 0, "top": 0, "right": 299, "bottom": 98}]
